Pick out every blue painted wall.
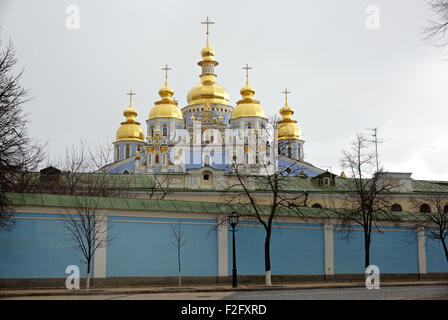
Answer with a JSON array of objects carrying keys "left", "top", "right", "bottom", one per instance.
[
  {"left": 334, "top": 227, "right": 419, "bottom": 274},
  {"left": 106, "top": 216, "right": 218, "bottom": 277},
  {"left": 229, "top": 222, "right": 324, "bottom": 275},
  {"left": 0, "top": 213, "right": 88, "bottom": 278},
  {"left": 426, "top": 236, "right": 448, "bottom": 272}
]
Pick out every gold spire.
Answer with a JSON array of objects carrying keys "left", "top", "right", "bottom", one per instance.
[
  {"left": 231, "top": 64, "right": 266, "bottom": 120},
  {"left": 148, "top": 65, "right": 183, "bottom": 120},
  {"left": 278, "top": 88, "right": 302, "bottom": 141},
  {"left": 187, "top": 17, "right": 230, "bottom": 106},
  {"left": 116, "top": 90, "right": 145, "bottom": 142}
]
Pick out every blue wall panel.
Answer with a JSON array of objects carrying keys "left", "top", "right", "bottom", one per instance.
[
  {"left": 426, "top": 237, "right": 448, "bottom": 272},
  {"left": 334, "top": 227, "right": 418, "bottom": 274},
  {"left": 229, "top": 223, "right": 324, "bottom": 275},
  {"left": 0, "top": 213, "right": 88, "bottom": 278},
  {"left": 106, "top": 217, "right": 217, "bottom": 277}
]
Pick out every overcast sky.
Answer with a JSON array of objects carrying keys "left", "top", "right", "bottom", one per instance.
[{"left": 0, "top": 0, "right": 447, "bottom": 180}]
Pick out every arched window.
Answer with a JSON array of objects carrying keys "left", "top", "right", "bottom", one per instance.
[
  {"left": 125, "top": 145, "right": 130, "bottom": 158},
  {"left": 420, "top": 203, "right": 431, "bottom": 213},
  {"left": 287, "top": 146, "right": 292, "bottom": 158},
  {"left": 266, "top": 141, "right": 271, "bottom": 156},
  {"left": 163, "top": 127, "right": 168, "bottom": 137},
  {"left": 391, "top": 204, "right": 402, "bottom": 212},
  {"left": 122, "top": 169, "right": 130, "bottom": 174},
  {"left": 155, "top": 154, "right": 160, "bottom": 164},
  {"left": 312, "top": 203, "right": 322, "bottom": 209}
]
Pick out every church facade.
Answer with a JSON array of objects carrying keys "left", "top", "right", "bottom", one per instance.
[{"left": 106, "top": 25, "right": 323, "bottom": 185}]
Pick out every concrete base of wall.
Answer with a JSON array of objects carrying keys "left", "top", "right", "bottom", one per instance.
[{"left": 0, "top": 273, "right": 447, "bottom": 289}]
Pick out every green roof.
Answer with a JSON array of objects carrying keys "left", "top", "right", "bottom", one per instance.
[{"left": 6, "top": 192, "right": 429, "bottom": 222}]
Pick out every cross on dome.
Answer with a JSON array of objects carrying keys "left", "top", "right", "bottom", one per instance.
[{"left": 201, "top": 16, "right": 214, "bottom": 35}]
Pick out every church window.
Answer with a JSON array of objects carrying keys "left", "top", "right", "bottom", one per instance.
[
  {"left": 312, "top": 203, "right": 322, "bottom": 209},
  {"left": 155, "top": 154, "right": 160, "bottom": 164},
  {"left": 163, "top": 127, "right": 168, "bottom": 136},
  {"left": 420, "top": 203, "right": 431, "bottom": 213},
  {"left": 391, "top": 204, "right": 402, "bottom": 212},
  {"left": 115, "top": 145, "right": 119, "bottom": 160},
  {"left": 125, "top": 145, "right": 130, "bottom": 158},
  {"left": 123, "top": 170, "right": 130, "bottom": 174},
  {"left": 287, "top": 146, "right": 292, "bottom": 158},
  {"left": 203, "top": 173, "right": 209, "bottom": 180}
]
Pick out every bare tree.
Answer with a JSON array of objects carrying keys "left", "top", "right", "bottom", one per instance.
[
  {"left": 224, "top": 119, "right": 309, "bottom": 286},
  {"left": 148, "top": 174, "right": 173, "bottom": 200},
  {"left": 425, "top": 0, "right": 448, "bottom": 49},
  {"left": 325, "top": 134, "right": 396, "bottom": 269},
  {"left": 411, "top": 195, "right": 448, "bottom": 263},
  {"left": 0, "top": 38, "right": 44, "bottom": 230},
  {"left": 169, "top": 221, "right": 186, "bottom": 287},
  {"left": 60, "top": 141, "right": 117, "bottom": 290}
]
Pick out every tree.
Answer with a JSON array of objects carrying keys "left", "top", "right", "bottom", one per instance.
[
  {"left": 0, "top": 38, "right": 44, "bottom": 230},
  {"left": 325, "top": 134, "right": 396, "bottom": 269},
  {"left": 60, "top": 141, "right": 117, "bottom": 290},
  {"left": 411, "top": 195, "right": 448, "bottom": 263},
  {"left": 425, "top": 0, "right": 448, "bottom": 50},
  {"left": 169, "top": 221, "right": 186, "bottom": 287},
  {"left": 224, "top": 119, "right": 308, "bottom": 286}
]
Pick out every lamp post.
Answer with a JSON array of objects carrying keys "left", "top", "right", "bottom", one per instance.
[{"left": 228, "top": 211, "right": 239, "bottom": 288}]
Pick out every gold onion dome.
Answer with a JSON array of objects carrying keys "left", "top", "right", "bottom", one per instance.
[
  {"left": 278, "top": 92, "right": 302, "bottom": 141},
  {"left": 231, "top": 78, "right": 266, "bottom": 120},
  {"left": 186, "top": 34, "right": 230, "bottom": 106},
  {"left": 116, "top": 96, "right": 145, "bottom": 142},
  {"left": 148, "top": 80, "right": 183, "bottom": 120}
]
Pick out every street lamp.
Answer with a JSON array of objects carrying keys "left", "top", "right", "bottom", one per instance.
[{"left": 228, "top": 211, "right": 239, "bottom": 288}]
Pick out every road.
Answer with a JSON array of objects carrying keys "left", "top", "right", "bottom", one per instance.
[{"left": 3, "top": 284, "right": 448, "bottom": 300}]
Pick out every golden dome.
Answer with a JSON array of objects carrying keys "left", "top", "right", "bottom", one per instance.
[
  {"left": 148, "top": 81, "right": 183, "bottom": 120},
  {"left": 231, "top": 79, "right": 266, "bottom": 120},
  {"left": 186, "top": 35, "right": 230, "bottom": 106},
  {"left": 278, "top": 100, "right": 302, "bottom": 141},
  {"left": 116, "top": 101, "right": 145, "bottom": 142}
]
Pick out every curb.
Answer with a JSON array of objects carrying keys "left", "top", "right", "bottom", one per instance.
[{"left": 1, "top": 281, "right": 447, "bottom": 299}]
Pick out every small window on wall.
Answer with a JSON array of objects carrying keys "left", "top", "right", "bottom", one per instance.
[
  {"left": 312, "top": 203, "right": 322, "bottom": 208},
  {"left": 155, "top": 154, "right": 160, "bottom": 164},
  {"left": 287, "top": 146, "right": 292, "bottom": 158},
  {"left": 391, "top": 204, "right": 402, "bottom": 212},
  {"left": 420, "top": 203, "right": 431, "bottom": 213},
  {"left": 123, "top": 170, "right": 130, "bottom": 174},
  {"left": 148, "top": 155, "right": 152, "bottom": 165},
  {"left": 203, "top": 173, "right": 209, "bottom": 181},
  {"left": 163, "top": 127, "right": 168, "bottom": 137},
  {"left": 115, "top": 145, "right": 119, "bottom": 160},
  {"left": 125, "top": 145, "right": 130, "bottom": 158}
]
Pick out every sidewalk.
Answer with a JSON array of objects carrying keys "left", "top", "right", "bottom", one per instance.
[{"left": 1, "top": 279, "right": 447, "bottom": 299}]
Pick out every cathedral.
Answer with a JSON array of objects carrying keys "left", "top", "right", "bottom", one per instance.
[{"left": 107, "top": 18, "right": 324, "bottom": 181}]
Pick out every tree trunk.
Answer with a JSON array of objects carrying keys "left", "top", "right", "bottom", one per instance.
[
  {"left": 441, "top": 237, "right": 448, "bottom": 264},
  {"left": 264, "top": 230, "right": 272, "bottom": 286},
  {"left": 364, "top": 235, "right": 370, "bottom": 269},
  {"left": 178, "top": 246, "right": 181, "bottom": 287},
  {"left": 86, "top": 259, "right": 91, "bottom": 290}
]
